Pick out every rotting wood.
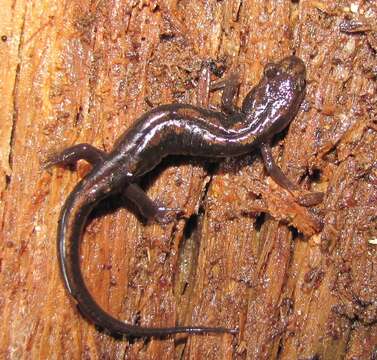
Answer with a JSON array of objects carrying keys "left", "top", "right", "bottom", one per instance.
[{"left": 0, "top": 1, "right": 376, "bottom": 359}]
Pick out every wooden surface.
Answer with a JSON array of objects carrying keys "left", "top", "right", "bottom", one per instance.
[{"left": 1, "top": 0, "right": 376, "bottom": 359}]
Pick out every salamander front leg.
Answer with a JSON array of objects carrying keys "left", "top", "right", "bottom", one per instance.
[
  {"left": 210, "top": 72, "right": 241, "bottom": 115},
  {"left": 44, "top": 143, "right": 106, "bottom": 169},
  {"left": 196, "top": 65, "right": 211, "bottom": 108},
  {"left": 123, "top": 184, "right": 185, "bottom": 224},
  {"left": 260, "top": 143, "right": 324, "bottom": 206},
  {"left": 260, "top": 142, "right": 298, "bottom": 191},
  {"left": 197, "top": 62, "right": 242, "bottom": 120}
]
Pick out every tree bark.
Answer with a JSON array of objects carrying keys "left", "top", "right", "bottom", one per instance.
[{"left": 1, "top": 0, "right": 376, "bottom": 359}]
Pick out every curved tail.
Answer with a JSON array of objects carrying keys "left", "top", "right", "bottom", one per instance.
[{"left": 57, "top": 182, "right": 238, "bottom": 337}]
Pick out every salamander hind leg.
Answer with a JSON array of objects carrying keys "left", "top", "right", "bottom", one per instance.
[
  {"left": 44, "top": 143, "right": 106, "bottom": 169},
  {"left": 123, "top": 184, "right": 185, "bottom": 224}
]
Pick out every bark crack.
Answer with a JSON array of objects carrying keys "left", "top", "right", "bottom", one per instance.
[{"left": 8, "top": 3, "right": 27, "bottom": 175}]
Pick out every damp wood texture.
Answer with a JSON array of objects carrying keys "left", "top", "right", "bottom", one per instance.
[{"left": 1, "top": 0, "right": 377, "bottom": 359}]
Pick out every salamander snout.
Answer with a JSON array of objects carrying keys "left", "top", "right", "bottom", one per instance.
[
  {"left": 280, "top": 56, "right": 306, "bottom": 79},
  {"left": 263, "top": 55, "right": 306, "bottom": 95},
  {"left": 275, "top": 55, "right": 306, "bottom": 94},
  {"left": 264, "top": 55, "right": 306, "bottom": 83}
]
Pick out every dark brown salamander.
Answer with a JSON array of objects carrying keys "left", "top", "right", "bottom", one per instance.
[{"left": 48, "top": 56, "right": 308, "bottom": 337}]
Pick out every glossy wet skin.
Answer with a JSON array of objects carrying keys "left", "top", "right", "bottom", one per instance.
[{"left": 48, "top": 56, "right": 306, "bottom": 337}]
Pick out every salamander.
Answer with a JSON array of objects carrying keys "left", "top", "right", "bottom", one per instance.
[{"left": 47, "top": 56, "right": 308, "bottom": 337}]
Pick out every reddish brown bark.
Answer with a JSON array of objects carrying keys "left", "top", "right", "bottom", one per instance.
[{"left": 1, "top": 0, "right": 376, "bottom": 359}]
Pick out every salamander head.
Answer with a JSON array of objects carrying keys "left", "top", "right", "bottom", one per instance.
[
  {"left": 263, "top": 55, "right": 306, "bottom": 94},
  {"left": 241, "top": 56, "right": 307, "bottom": 139}
]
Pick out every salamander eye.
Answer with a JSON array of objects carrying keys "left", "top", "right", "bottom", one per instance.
[{"left": 264, "top": 63, "right": 279, "bottom": 78}]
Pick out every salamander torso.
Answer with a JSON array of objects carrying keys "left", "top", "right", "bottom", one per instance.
[{"left": 49, "top": 56, "right": 306, "bottom": 337}]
